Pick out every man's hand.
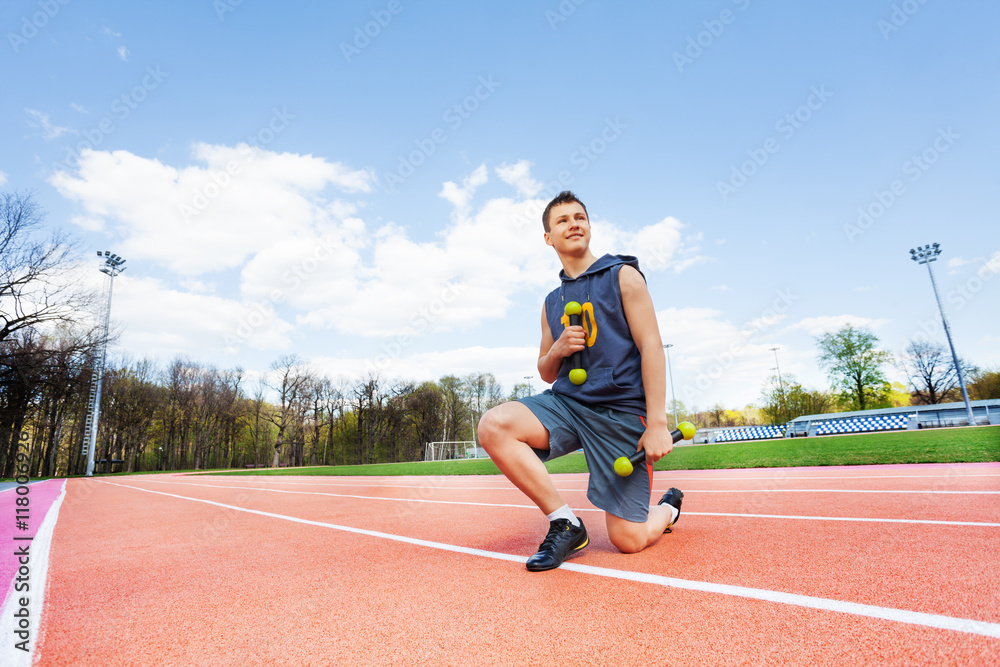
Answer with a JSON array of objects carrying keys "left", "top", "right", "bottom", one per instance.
[
  {"left": 549, "top": 323, "right": 586, "bottom": 361},
  {"left": 636, "top": 421, "right": 674, "bottom": 465}
]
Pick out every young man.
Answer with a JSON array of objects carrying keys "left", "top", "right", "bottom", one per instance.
[{"left": 478, "top": 191, "right": 683, "bottom": 572}]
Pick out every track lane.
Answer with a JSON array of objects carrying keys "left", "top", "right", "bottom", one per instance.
[
  {"left": 39, "top": 478, "right": 1000, "bottom": 666},
  {"left": 102, "top": 472, "right": 1000, "bottom": 626},
  {"left": 35, "top": 464, "right": 1000, "bottom": 666}
]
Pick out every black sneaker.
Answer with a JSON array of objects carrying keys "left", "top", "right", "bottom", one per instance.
[
  {"left": 658, "top": 488, "right": 683, "bottom": 533},
  {"left": 525, "top": 518, "right": 589, "bottom": 572}
]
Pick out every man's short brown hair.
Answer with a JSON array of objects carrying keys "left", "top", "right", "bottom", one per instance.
[{"left": 542, "top": 191, "right": 588, "bottom": 232}]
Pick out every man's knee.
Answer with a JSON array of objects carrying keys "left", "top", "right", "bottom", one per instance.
[
  {"left": 477, "top": 407, "right": 506, "bottom": 449},
  {"left": 607, "top": 518, "right": 647, "bottom": 554}
]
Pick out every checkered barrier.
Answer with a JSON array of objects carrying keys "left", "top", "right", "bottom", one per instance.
[
  {"left": 714, "top": 425, "right": 786, "bottom": 442},
  {"left": 815, "top": 414, "right": 909, "bottom": 435}
]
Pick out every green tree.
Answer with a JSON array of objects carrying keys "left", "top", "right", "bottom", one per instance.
[
  {"left": 968, "top": 366, "right": 1000, "bottom": 400},
  {"left": 759, "top": 373, "right": 835, "bottom": 424},
  {"left": 816, "top": 325, "right": 893, "bottom": 411}
]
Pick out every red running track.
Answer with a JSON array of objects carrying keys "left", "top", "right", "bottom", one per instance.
[{"left": 9, "top": 463, "right": 1000, "bottom": 665}]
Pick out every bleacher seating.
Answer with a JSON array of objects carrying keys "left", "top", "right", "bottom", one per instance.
[
  {"left": 815, "top": 414, "right": 908, "bottom": 435},
  {"left": 715, "top": 425, "right": 786, "bottom": 442}
]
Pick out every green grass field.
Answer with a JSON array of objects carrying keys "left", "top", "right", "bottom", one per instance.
[{"left": 206, "top": 425, "right": 1000, "bottom": 478}]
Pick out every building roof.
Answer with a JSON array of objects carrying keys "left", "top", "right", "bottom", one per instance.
[{"left": 788, "top": 398, "right": 1000, "bottom": 424}]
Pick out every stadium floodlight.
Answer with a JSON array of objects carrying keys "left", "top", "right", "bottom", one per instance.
[
  {"left": 83, "top": 251, "right": 128, "bottom": 476},
  {"left": 769, "top": 346, "right": 785, "bottom": 411},
  {"left": 909, "top": 244, "right": 976, "bottom": 426},
  {"left": 663, "top": 344, "right": 678, "bottom": 429},
  {"left": 523, "top": 375, "right": 533, "bottom": 397}
]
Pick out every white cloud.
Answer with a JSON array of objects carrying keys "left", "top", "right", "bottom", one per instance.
[
  {"left": 655, "top": 306, "right": 794, "bottom": 409},
  {"left": 312, "top": 345, "right": 538, "bottom": 390},
  {"left": 783, "top": 314, "right": 888, "bottom": 336},
  {"left": 495, "top": 160, "right": 542, "bottom": 198},
  {"left": 439, "top": 164, "right": 488, "bottom": 211},
  {"left": 113, "top": 275, "right": 297, "bottom": 358},
  {"left": 49, "top": 144, "right": 375, "bottom": 275},
  {"left": 70, "top": 214, "right": 105, "bottom": 232},
  {"left": 0, "top": 171, "right": 7, "bottom": 187},
  {"left": 25, "top": 109, "right": 76, "bottom": 140},
  {"left": 947, "top": 255, "right": 986, "bottom": 274},
  {"left": 50, "top": 149, "right": 711, "bottom": 385},
  {"left": 117, "top": 46, "right": 129, "bottom": 61}
]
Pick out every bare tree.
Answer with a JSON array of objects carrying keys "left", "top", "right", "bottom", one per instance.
[
  {"left": 1, "top": 191, "right": 93, "bottom": 342},
  {"left": 265, "top": 355, "right": 312, "bottom": 467},
  {"left": 901, "top": 340, "right": 974, "bottom": 405},
  {"left": 438, "top": 375, "right": 469, "bottom": 442},
  {"left": 463, "top": 372, "right": 503, "bottom": 445},
  {"left": 305, "top": 375, "right": 331, "bottom": 466},
  {"left": 405, "top": 381, "right": 444, "bottom": 459}
]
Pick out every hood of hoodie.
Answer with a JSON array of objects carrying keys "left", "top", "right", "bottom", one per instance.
[{"left": 558, "top": 254, "right": 642, "bottom": 304}]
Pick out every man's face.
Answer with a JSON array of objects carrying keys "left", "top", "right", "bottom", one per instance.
[{"left": 544, "top": 202, "right": 590, "bottom": 253}]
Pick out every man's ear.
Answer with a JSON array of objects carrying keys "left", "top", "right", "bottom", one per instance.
[{"left": 543, "top": 231, "right": 553, "bottom": 247}]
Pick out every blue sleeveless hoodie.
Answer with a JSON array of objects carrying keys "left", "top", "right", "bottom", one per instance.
[{"left": 545, "top": 253, "right": 646, "bottom": 415}]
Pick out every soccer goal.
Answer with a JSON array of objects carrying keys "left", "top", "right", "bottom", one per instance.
[{"left": 424, "top": 441, "right": 488, "bottom": 461}]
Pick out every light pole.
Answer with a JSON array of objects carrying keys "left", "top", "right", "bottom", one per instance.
[
  {"left": 83, "top": 251, "right": 126, "bottom": 476},
  {"left": 524, "top": 375, "right": 533, "bottom": 397},
  {"left": 770, "top": 346, "right": 785, "bottom": 417},
  {"left": 663, "top": 344, "right": 678, "bottom": 429},
  {"left": 910, "top": 244, "right": 976, "bottom": 426}
]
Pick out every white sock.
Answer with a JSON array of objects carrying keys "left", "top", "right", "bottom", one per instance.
[
  {"left": 654, "top": 502, "right": 679, "bottom": 525},
  {"left": 546, "top": 504, "right": 580, "bottom": 527}
]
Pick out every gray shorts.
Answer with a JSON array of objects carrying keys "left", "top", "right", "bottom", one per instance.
[{"left": 517, "top": 390, "right": 651, "bottom": 523}]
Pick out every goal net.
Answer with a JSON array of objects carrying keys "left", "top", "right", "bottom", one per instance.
[{"left": 424, "top": 441, "right": 488, "bottom": 461}]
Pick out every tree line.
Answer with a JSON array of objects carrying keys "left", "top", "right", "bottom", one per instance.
[
  {"left": 2, "top": 344, "right": 523, "bottom": 477},
  {"left": 4, "top": 190, "right": 999, "bottom": 477},
  {"left": 753, "top": 324, "right": 999, "bottom": 427}
]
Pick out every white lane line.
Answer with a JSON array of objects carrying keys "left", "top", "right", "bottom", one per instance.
[
  {"left": 671, "top": 489, "right": 1000, "bottom": 494},
  {"left": 190, "top": 472, "right": 1000, "bottom": 485},
  {"left": 0, "top": 480, "right": 66, "bottom": 667},
  {"left": 125, "top": 479, "right": 1000, "bottom": 527},
  {"left": 153, "top": 478, "right": 1000, "bottom": 495},
  {"left": 140, "top": 479, "right": 1000, "bottom": 495},
  {"left": 683, "top": 512, "right": 1000, "bottom": 527},
  {"left": 146, "top": 479, "right": 522, "bottom": 492},
  {"left": 96, "top": 480, "right": 1000, "bottom": 640}
]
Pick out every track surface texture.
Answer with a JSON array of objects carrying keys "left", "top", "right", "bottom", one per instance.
[{"left": 6, "top": 463, "right": 1000, "bottom": 666}]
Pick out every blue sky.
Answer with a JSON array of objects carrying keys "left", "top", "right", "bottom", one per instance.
[{"left": 3, "top": 0, "right": 998, "bottom": 410}]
